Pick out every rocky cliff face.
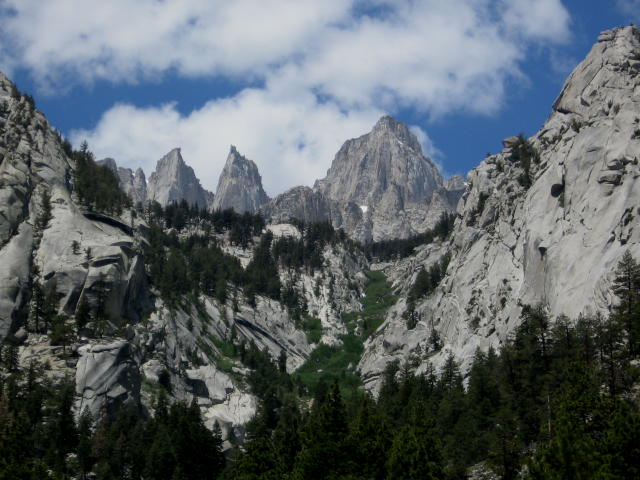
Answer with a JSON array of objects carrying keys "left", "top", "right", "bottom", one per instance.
[
  {"left": 0, "top": 76, "right": 252, "bottom": 434},
  {"left": 316, "top": 116, "right": 442, "bottom": 206},
  {"left": 0, "top": 75, "right": 148, "bottom": 343},
  {"left": 261, "top": 186, "right": 333, "bottom": 224},
  {"left": 263, "top": 116, "right": 461, "bottom": 241},
  {"left": 260, "top": 186, "right": 372, "bottom": 238},
  {"left": 0, "top": 72, "right": 152, "bottom": 426},
  {"left": 212, "top": 146, "right": 269, "bottom": 213},
  {"left": 147, "top": 148, "right": 214, "bottom": 208},
  {"left": 0, "top": 72, "right": 369, "bottom": 435},
  {"left": 118, "top": 167, "right": 147, "bottom": 206},
  {"left": 359, "top": 25, "right": 640, "bottom": 392}
]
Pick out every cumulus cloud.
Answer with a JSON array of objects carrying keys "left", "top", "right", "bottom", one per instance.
[
  {"left": 0, "top": 0, "right": 350, "bottom": 88},
  {"left": 500, "top": 0, "right": 571, "bottom": 43},
  {"left": 2, "top": 0, "right": 572, "bottom": 193},
  {"left": 616, "top": 0, "right": 640, "bottom": 22}
]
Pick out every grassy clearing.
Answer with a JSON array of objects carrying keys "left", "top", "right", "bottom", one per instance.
[
  {"left": 343, "top": 270, "right": 397, "bottom": 338},
  {"left": 293, "top": 270, "right": 397, "bottom": 393}
]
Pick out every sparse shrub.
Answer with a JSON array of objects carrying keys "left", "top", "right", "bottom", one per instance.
[
  {"left": 24, "top": 93, "right": 36, "bottom": 110},
  {"left": 428, "top": 328, "right": 441, "bottom": 351},
  {"left": 468, "top": 192, "right": 490, "bottom": 225},
  {"left": 158, "top": 369, "right": 172, "bottom": 393},
  {"left": 9, "top": 83, "right": 19, "bottom": 99},
  {"left": 35, "top": 188, "right": 53, "bottom": 231},
  {"left": 302, "top": 315, "right": 323, "bottom": 344},
  {"left": 510, "top": 134, "right": 539, "bottom": 189},
  {"left": 407, "top": 253, "right": 451, "bottom": 304},
  {"left": 570, "top": 118, "right": 583, "bottom": 132}
]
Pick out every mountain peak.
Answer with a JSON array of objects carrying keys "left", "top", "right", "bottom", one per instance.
[
  {"left": 226, "top": 145, "right": 251, "bottom": 168},
  {"left": 157, "top": 147, "right": 183, "bottom": 168},
  {"left": 373, "top": 115, "right": 401, "bottom": 129},
  {"left": 315, "top": 116, "right": 442, "bottom": 207},
  {"left": 371, "top": 115, "right": 422, "bottom": 153},
  {"left": 211, "top": 147, "right": 269, "bottom": 213},
  {"left": 147, "top": 148, "right": 213, "bottom": 208}
]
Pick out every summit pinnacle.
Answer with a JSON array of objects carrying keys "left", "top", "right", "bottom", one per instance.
[{"left": 211, "top": 146, "right": 269, "bottom": 214}]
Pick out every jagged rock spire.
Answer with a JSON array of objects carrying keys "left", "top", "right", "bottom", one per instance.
[
  {"left": 147, "top": 148, "right": 213, "bottom": 208},
  {"left": 211, "top": 146, "right": 269, "bottom": 214}
]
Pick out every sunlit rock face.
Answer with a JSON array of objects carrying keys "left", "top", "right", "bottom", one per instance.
[
  {"left": 359, "top": 26, "right": 640, "bottom": 393},
  {"left": 147, "top": 147, "right": 213, "bottom": 209},
  {"left": 264, "top": 115, "right": 460, "bottom": 242},
  {"left": 212, "top": 146, "right": 269, "bottom": 214}
]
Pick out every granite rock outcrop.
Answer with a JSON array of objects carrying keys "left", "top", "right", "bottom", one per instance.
[
  {"left": 147, "top": 148, "right": 214, "bottom": 209},
  {"left": 358, "top": 26, "right": 640, "bottom": 392},
  {"left": 211, "top": 146, "right": 269, "bottom": 213}
]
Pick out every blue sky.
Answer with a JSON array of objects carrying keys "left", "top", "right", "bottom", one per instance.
[{"left": 1, "top": 0, "right": 638, "bottom": 194}]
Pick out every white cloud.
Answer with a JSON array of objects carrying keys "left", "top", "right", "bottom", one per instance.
[
  {"left": 500, "top": 0, "right": 571, "bottom": 43},
  {"left": 1, "top": 0, "right": 351, "bottom": 88},
  {"left": 3, "top": 0, "right": 572, "bottom": 193},
  {"left": 617, "top": 0, "right": 640, "bottom": 22}
]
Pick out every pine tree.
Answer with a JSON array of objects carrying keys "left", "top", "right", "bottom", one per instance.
[
  {"left": 35, "top": 188, "right": 53, "bottom": 231},
  {"left": 612, "top": 250, "right": 640, "bottom": 355},
  {"left": 278, "top": 349, "right": 287, "bottom": 373},
  {"left": 46, "top": 381, "right": 78, "bottom": 474},
  {"left": 75, "top": 294, "right": 91, "bottom": 333},
  {"left": 30, "top": 280, "right": 45, "bottom": 332},
  {"left": 1, "top": 344, "right": 19, "bottom": 372},
  {"left": 42, "top": 284, "right": 59, "bottom": 333},
  {"left": 293, "top": 382, "right": 350, "bottom": 479},
  {"left": 228, "top": 436, "right": 282, "bottom": 480},
  {"left": 528, "top": 345, "right": 640, "bottom": 478},
  {"left": 272, "top": 393, "right": 301, "bottom": 469},
  {"left": 437, "top": 354, "right": 469, "bottom": 476},
  {"left": 594, "top": 313, "right": 625, "bottom": 395},
  {"left": 345, "top": 396, "right": 391, "bottom": 479},
  {"left": 50, "top": 314, "right": 74, "bottom": 356},
  {"left": 77, "top": 408, "right": 94, "bottom": 480},
  {"left": 466, "top": 348, "right": 501, "bottom": 463},
  {"left": 144, "top": 425, "right": 176, "bottom": 480},
  {"left": 385, "top": 411, "right": 444, "bottom": 480}
]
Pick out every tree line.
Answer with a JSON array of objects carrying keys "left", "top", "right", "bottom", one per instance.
[
  {"left": 144, "top": 204, "right": 357, "bottom": 312},
  {"left": 73, "top": 141, "right": 131, "bottom": 216},
  {"left": 362, "top": 212, "right": 455, "bottom": 261},
  {"left": 1, "top": 251, "right": 639, "bottom": 479},
  {"left": 222, "top": 251, "right": 640, "bottom": 479},
  {"left": 0, "top": 363, "right": 224, "bottom": 480}
]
